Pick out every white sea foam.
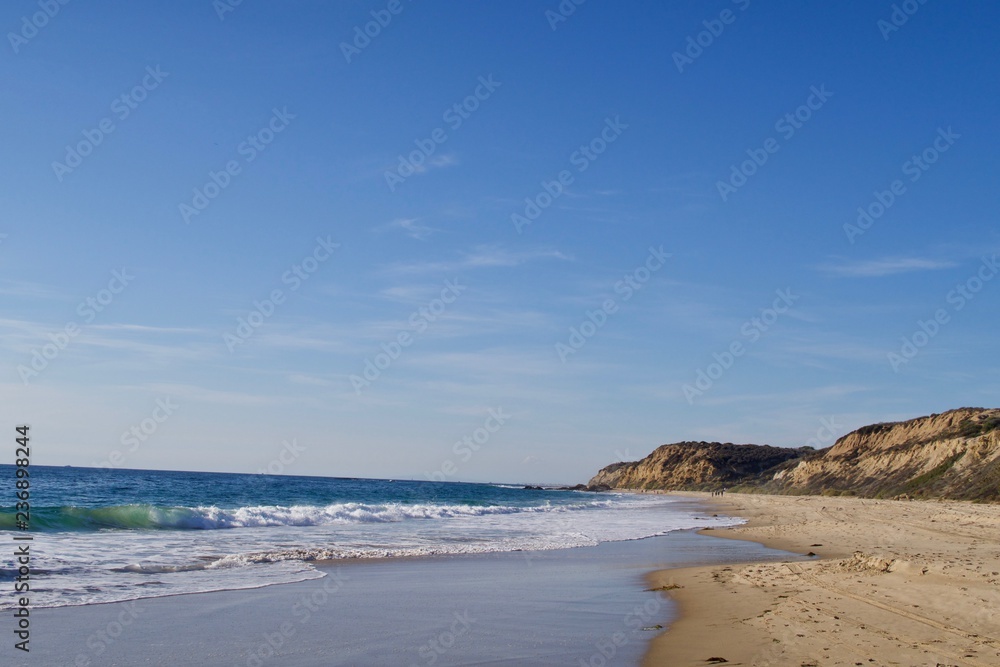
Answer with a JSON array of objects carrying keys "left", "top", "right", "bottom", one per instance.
[
  {"left": 176, "top": 500, "right": 608, "bottom": 529},
  {"left": 0, "top": 494, "right": 741, "bottom": 610}
]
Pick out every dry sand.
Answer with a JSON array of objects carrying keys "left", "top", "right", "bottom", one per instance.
[{"left": 645, "top": 493, "right": 1000, "bottom": 667}]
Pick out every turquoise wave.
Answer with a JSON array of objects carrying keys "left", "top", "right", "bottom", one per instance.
[
  {"left": 0, "top": 500, "right": 607, "bottom": 532},
  {"left": 0, "top": 505, "right": 217, "bottom": 531}
]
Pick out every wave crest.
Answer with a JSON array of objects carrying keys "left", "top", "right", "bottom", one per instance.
[{"left": 0, "top": 501, "right": 610, "bottom": 532}]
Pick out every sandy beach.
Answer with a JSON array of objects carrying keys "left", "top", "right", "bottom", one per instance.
[{"left": 646, "top": 493, "right": 1000, "bottom": 666}]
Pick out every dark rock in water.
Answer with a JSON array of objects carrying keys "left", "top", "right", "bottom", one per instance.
[
  {"left": 646, "top": 584, "right": 681, "bottom": 592},
  {"left": 806, "top": 552, "right": 817, "bottom": 557},
  {"left": 640, "top": 624, "right": 663, "bottom": 631},
  {"left": 552, "top": 483, "right": 611, "bottom": 492},
  {"left": 522, "top": 485, "right": 544, "bottom": 490}
]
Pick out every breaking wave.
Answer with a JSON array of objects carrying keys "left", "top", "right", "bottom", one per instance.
[{"left": 0, "top": 500, "right": 612, "bottom": 532}]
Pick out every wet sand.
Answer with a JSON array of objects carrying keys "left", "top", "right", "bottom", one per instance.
[
  {"left": 646, "top": 493, "right": 1000, "bottom": 666},
  {"left": 7, "top": 527, "right": 792, "bottom": 666}
]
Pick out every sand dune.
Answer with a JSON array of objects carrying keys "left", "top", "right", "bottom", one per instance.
[{"left": 646, "top": 493, "right": 1000, "bottom": 666}]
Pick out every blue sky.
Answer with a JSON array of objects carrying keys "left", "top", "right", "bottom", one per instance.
[{"left": 3, "top": 0, "right": 999, "bottom": 483}]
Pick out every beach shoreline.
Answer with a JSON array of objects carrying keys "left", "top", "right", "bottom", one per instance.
[
  {"left": 3, "top": 521, "right": 793, "bottom": 666},
  {"left": 644, "top": 492, "right": 1000, "bottom": 666}
]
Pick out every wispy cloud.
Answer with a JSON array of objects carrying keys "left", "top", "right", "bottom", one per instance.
[
  {"left": 380, "top": 217, "right": 439, "bottom": 241},
  {"left": 400, "top": 152, "right": 459, "bottom": 175},
  {"left": 427, "top": 153, "right": 458, "bottom": 169},
  {"left": 0, "top": 280, "right": 67, "bottom": 300},
  {"left": 388, "top": 246, "right": 571, "bottom": 274},
  {"left": 140, "top": 383, "right": 285, "bottom": 406},
  {"left": 385, "top": 245, "right": 571, "bottom": 275},
  {"left": 79, "top": 333, "right": 214, "bottom": 362},
  {"left": 816, "top": 257, "right": 958, "bottom": 277},
  {"left": 90, "top": 324, "right": 205, "bottom": 335},
  {"left": 286, "top": 373, "right": 334, "bottom": 387},
  {"left": 0, "top": 317, "right": 216, "bottom": 363},
  {"left": 463, "top": 246, "right": 570, "bottom": 268}
]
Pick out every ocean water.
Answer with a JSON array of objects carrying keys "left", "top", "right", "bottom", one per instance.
[{"left": 0, "top": 465, "right": 740, "bottom": 610}]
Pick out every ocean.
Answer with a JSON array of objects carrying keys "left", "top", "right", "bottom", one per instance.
[{"left": 0, "top": 465, "right": 741, "bottom": 610}]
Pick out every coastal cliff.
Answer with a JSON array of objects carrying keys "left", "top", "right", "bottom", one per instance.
[
  {"left": 588, "top": 407, "right": 1000, "bottom": 500},
  {"left": 587, "top": 442, "right": 804, "bottom": 490}
]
